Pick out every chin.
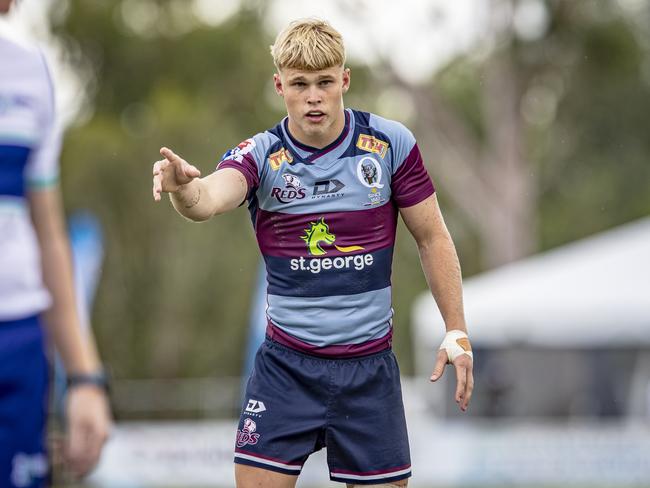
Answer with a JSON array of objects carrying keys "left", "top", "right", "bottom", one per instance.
[{"left": 301, "top": 123, "right": 322, "bottom": 135}]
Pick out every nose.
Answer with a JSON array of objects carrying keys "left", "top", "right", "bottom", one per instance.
[{"left": 306, "top": 85, "right": 322, "bottom": 105}]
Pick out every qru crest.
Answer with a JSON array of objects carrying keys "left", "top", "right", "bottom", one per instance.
[{"left": 356, "top": 157, "right": 384, "bottom": 189}]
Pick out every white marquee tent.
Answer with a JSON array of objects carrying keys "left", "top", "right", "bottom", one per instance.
[{"left": 413, "top": 216, "right": 650, "bottom": 353}]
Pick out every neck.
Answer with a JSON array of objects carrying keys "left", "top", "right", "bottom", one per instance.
[{"left": 287, "top": 109, "right": 346, "bottom": 149}]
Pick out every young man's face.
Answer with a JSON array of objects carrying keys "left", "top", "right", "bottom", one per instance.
[{"left": 274, "top": 66, "right": 350, "bottom": 148}]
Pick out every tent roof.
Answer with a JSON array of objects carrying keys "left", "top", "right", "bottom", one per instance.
[{"left": 413, "top": 217, "right": 650, "bottom": 348}]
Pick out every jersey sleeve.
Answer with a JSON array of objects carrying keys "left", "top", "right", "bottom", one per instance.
[
  {"left": 217, "top": 137, "right": 261, "bottom": 196},
  {"left": 24, "top": 51, "right": 61, "bottom": 189},
  {"left": 384, "top": 120, "right": 435, "bottom": 208},
  {"left": 391, "top": 142, "right": 435, "bottom": 208}
]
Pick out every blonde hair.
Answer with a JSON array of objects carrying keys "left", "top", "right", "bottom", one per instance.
[{"left": 270, "top": 18, "right": 346, "bottom": 71}]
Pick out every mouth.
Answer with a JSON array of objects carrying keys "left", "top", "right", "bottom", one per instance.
[{"left": 305, "top": 111, "right": 326, "bottom": 123}]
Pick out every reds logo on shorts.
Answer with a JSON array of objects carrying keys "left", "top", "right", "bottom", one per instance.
[{"left": 236, "top": 418, "right": 261, "bottom": 447}]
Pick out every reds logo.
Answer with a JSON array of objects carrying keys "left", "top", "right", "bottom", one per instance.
[
  {"left": 236, "top": 418, "right": 261, "bottom": 448},
  {"left": 282, "top": 173, "right": 301, "bottom": 190},
  {"left": 271, "top": 173, "right": 306, "bottom": 204}
]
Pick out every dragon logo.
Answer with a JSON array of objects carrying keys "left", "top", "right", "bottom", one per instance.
[{"left": 301, "top": 218, "right": 364, "bottom": 256}]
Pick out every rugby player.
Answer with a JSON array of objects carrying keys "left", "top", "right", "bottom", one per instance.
[
  {"left": 0, "top": 1, "right": 111, "bottom": 486},
  {"left": 153, "top": 18, "right": 473, "bottom": 488}
]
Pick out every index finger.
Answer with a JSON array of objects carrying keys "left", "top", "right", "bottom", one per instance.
[{"left": 160, "top": 147, "right": 181, "bottom": 163}]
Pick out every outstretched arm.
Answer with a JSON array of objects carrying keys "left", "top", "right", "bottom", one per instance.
[
  {"left": 152, "top": 147, "right": 248, "bottom": 221},
  {"left": 400, "top": 193, "right": 474, "bottom": 412}
]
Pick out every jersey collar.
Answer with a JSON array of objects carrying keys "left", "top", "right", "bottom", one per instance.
[{"left": 281, "top": 109, "right": 355, "bottom": 167}]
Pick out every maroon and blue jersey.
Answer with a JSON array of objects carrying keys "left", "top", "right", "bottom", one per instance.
[{"left": 218, "top": 109, "right": 434, "bottom": 356}]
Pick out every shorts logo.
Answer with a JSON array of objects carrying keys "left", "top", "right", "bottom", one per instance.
[
  {"left": 271, "top": 173, "right": 306, "bottom": 203},
  {"left": 245, "top": 399, "right": 266, "bottom": 414},
  {"left": 222, "top": 138, "right": 256, "bottom": 164},
  {"left": 356, "top": 134, "right": 389, "bottom": 158},
  {"left": 236, "top": 418, "right": 261, "bottom": 448},
  {"left": 269, "top": 147, "right": 294, "bottom": 171},
  {"left": 301, "top": 218, "right": 364, "bottom": 256},
  {"left": 11, "top": 453, "right": 48, "bottom": 488}
]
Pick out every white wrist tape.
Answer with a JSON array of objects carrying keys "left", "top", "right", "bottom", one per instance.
[{"left": 439, "top": 330, "right": 473, "bottom": 362}]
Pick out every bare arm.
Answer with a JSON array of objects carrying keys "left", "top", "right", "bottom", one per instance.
[
  {"left": 29, "top": 187, "right": 111, "bottom": 476},
  {"left": 400, "top": 193, "right": 474, "bottom": 411},
  {"left": 152, "top": 147, "right": 248, "bottom": 221},
  {"left": 400, "top": 193, "right": 466, "bottom": 332}
]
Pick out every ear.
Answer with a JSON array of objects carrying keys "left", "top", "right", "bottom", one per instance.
[
  {"left": 342, "top": 68, "right": 351, "bottom": 94},
  {"left": 273, "top": 73, "right": 284, "bottom": 97}
]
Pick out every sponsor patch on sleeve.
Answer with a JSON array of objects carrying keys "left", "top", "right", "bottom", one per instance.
[
  {"left": 356, "top": 134, "right": 389, "bottom": 158},
  {"left": 222, "top": 138, "right": 256, "bottom": 163}
]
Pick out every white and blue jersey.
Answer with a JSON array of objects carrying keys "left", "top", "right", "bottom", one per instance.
[
  {"left": 219, "top": 109, "right": 435, "bottom": 356},
  {"left": 0, "top": 29, "right": 60, "bottom": 321},
  {"left": 1, "top": 28, "right": 59, "bottom": 488}
]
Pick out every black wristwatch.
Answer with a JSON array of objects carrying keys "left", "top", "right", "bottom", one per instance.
[{"left": 66, "top": 371, "right": 110, "bottom": 393}]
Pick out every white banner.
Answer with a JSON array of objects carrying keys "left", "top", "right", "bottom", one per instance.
[{"left": 88, "top": 418, "right": 650, "bottom": 487}]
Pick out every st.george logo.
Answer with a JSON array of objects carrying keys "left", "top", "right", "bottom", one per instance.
[
  {"left": 301, "top": 218, "right": 364, "bottom": 256},
  {"left": 236, "top": 418, "right": 261, "bottom": 448},
  {"left": 292, "top": 218, "right": 373, "bottom": 274}
]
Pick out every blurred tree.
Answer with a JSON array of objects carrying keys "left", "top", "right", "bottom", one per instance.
[
  {"left": 54, "top": 1, "right": 285, "bottom": 382},
  {"left": 370, "top": 0, "right": 650, "bottom": 268}
]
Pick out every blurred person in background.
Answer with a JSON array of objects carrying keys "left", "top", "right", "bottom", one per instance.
[
  {"left": 153, "top": 18, "right": 472, "bottom": 488},
  {"left": 0, "top": 0, "right": 111, "bottom": 487}
]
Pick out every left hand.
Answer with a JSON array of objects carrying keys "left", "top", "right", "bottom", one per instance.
[
  {"left": 65, "top": 385, "right": 112, "bottom": 478},
  {"left": 430, "top": 349, "right": 474, "bottom": 412}
]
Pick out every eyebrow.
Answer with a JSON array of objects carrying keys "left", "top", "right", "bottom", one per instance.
[{"left": 288, "top": 74, "right": 336, "bottom": 83}]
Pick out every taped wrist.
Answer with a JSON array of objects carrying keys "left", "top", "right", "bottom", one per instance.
[{"left": 439, "top": 329, "right": 473, "bottom": 362}]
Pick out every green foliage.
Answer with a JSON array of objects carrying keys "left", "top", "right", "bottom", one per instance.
[
  {"left": 537, "top": 14, "right": 650, "bottom": 247},
  {"left": 57, "top": 3, "right": 280, "bottom": 380}
]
